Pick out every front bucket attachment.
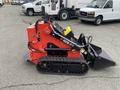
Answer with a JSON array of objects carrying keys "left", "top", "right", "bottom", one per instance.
[
  {"left": 92, "top": 56, "right": 116, "bottom": 70},
  {"left": 90, "top": 44, "right": 102, "bottom": 55}
]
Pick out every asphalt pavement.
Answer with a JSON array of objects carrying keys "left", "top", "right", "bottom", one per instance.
[{"left": 0, "top": 5, "right": 120, "bottom": 90}]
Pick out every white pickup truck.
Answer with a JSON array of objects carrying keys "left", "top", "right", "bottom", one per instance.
[
  {"left": 0, "top": 0, "right": 4, "bottom": 6},
  {"left": 22, "top": 0, "right": 42, "bottom": 16},
  {"left": 79, "top": 0, "right": 120, "bottom": 25}
]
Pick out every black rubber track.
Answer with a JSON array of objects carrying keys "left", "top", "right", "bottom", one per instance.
[{"left": 36, "top": 56, "right": 89, "bottom": 74}]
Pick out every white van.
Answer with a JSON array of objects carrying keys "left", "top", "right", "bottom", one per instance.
[
  {"left": 0, "top": 0, "right": 4, "bottom": 6},
  {"left": 79, "top": 0, "right": 120, "bottom": 25}
]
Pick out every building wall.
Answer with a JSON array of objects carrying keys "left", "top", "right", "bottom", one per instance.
[{"left": 3, "top": 0, "right": 12, "bottom": 4}]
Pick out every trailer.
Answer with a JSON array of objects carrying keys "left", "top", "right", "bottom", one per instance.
[{"left": 22, "top": 0, "right": 90, "bottom": 20}]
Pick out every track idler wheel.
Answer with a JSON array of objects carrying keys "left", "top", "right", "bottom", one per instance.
[
  {"left": 36, "top": 63, "right": 49, "bottom": 72},
  {"left": 80, "top": 63, "right": 89, "bottom": 74}
]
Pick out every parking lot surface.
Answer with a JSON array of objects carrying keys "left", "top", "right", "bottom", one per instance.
[{"left": 0, "top": 5, "right": 120, "bottom": 90}]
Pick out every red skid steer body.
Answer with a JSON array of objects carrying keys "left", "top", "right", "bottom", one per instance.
[{"left": 26, "top": 18, "right": 116, "bottom": 74}]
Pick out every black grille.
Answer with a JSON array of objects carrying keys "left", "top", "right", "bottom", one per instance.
[{"left": 80, "top": 11, "right": 87, "bottom": 16}]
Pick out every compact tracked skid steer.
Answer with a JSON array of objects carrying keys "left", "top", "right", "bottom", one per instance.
[{"left": 26, "top": 18, "right": 116, "bottom": 74}]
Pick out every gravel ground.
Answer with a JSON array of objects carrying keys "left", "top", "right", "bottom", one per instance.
[{"left": 0, "top": 5, "right": 120, "bottom": 90}]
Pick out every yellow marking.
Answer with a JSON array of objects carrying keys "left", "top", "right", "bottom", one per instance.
[{"left": 64, "top": 26, "right": 72, "bottom": 36}]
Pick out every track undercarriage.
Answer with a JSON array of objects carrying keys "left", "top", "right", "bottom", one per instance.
[{"left": 37, "top": 56, "right": 89, "bottom": 74}]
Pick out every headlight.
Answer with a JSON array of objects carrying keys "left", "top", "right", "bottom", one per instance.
[{"left": 87, "top": 12, "right": 95, "bottom": 16}]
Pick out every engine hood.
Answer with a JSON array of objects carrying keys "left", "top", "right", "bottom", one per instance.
[
  {"left": 22, "top": 2, "right": 33, "bottom": 7},
  {"left": 80, "top": 7, "right": 101, "bottom": 12}
]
